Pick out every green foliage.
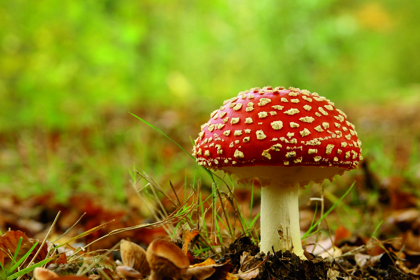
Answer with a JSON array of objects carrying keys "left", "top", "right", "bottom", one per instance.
[{"left": 0, "top": 1, "right": 419, "bottom": 129}]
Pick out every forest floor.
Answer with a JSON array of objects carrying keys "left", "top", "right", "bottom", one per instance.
[{"left": 1, "top": 100, "right": 420, "bottom": 279}]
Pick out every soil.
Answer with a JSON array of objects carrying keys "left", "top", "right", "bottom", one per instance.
[{"left": 220, "top": 237, "right": 419, "bottom": 280}]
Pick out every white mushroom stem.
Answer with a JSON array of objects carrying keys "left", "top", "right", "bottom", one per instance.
[{"left": 260, "top": 183, "right": 304, "bottom": 257}]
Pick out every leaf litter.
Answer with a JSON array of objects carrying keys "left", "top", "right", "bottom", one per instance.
[{"left": 1, "top": 102, "right": 420, "bottom": 279}]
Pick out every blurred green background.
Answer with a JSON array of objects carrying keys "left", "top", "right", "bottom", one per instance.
[
  {"left": 1, "top": 0, "right": 419, "bottom": 130},
  {"left": 0, "top": 0, "right": 420, "bottom": 206}
]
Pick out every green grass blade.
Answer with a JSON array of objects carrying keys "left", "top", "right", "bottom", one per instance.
[
  {"left": 171, "top": 222, "right": 181, "bottom": 239},
  {"left": 372, "top": 220, "right": 383, "bottom": 238},
  {"left": 250, "top": 180, "right": 254, "bottom": 217},
  {"left": 302, "top": 182, "right": 355, "bottom": 240},
  {"left": 248, "top": 211, "right": 260, "bottom": 229},
  {"left": 199, "top": 192, "right": 208, "bottom": 235},
  {"left": 215, "top": 212, "right": 228, "bottom": 232},
  {"left": 302, "top": 228, "right": 322, "bottom": 239},
  {"left": 214, "top": 215, "right": 224, "bottom": 247},
  {"left": 130, "top": 113, "right": 216, "bottom": 182},
  {"left": 309, "top": 203, "right": 318, "bottom": 230},
  {"left": 130, "top": 113, "right": 194, "bottom": 160},
  {"left": 129, "top": 168, "right": 137, "bottom": 183},
  {"left": 0, "top": 261, "right": 7, "bottom": 279},
  {"left": 212, "top": 182, "right": 217, "bottom": 241},
  {"left": 7, "top": 258, "right": 52, "bottom": 279},
  {"left": 10, "top": 237, "right": 23, "bottom": 269},
  {"left": 9, "top": 241, "right": 39, "bottom": 272}
]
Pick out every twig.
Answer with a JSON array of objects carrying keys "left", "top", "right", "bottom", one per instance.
[
  {"left": 77, "top": 242, "right": 120, "bottom": 276},
  {"left": 52, "top": 212, "right": 86, "bottom": 244},
  {"left": 333, "top": 259, "right": 362, "bottom": 279},
  {"left": 169, "top": 181, "right": 181, "bottom": 207},
  {"left": 28, "top": 211, "right": 60, "bottom": 266},
  {"left": 74, "top": 195, "right": 196, "bottom": 255},
  {"left": 272, "top": 247, "right": 291, "bottom": 272}
]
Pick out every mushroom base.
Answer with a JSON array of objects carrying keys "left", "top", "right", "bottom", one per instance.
[
  {"left": 221, "top": 165, "right": 341, "bottom": 258},
  {"left": 222, "top": 165, "right": 345, "bottom": 187},
  {"left": 260, "top": 183, "right": 304, "bottom": 257}
]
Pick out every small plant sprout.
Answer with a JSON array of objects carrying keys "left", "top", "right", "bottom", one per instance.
[{"left": 192, "top": 86, "right": 362, "bottom": 258}]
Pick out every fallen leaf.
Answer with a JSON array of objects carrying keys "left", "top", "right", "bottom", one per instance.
[
  {"left": 116, "top": 265, "right": 143, "bottom": 279},
  {"left": 185, "top": 265, "right": 216, "bottom": 280},
  {"left": 56, "top": 277, "right": 91, "bottom": 280},
  {"left": 326, "top": 268, "right": 340, "bottom": 280},
  {"left": 183, "top": 229, "right": 200, "bottom": 256},
  {"left": 120, "top": 239, "right": 150, "bottom": 276},
  {"left": 319, "top": 246, "right": 342, "bottom": 259},
  {"left": 146, "top": 239, "right": 190, "bottom": 280},
  {"left": 186, "top": 259, "right": 233, "bottom": 280},
  {"left": 405, "top": 230, "right": 420, "bottom": 252},
  {"left": 225, "top": 273, "right": 239, "bottom": 280},
  {"left": 239, "top": 251, "right": 254, "bottom": 272},
  {"left": 204, "top": 262, "right": 233, "bottom": 280},
  {"left": 333, "top": 226, "right": 352, "bottom": 246},
  {"left": 0, "top": 230, "right": 48, "bottom": 268},
  {"left": 384, "top": 177, "right": 418, "bottom": 210},
  {"left": 411, "top": 263, "right": 420, "bottom": 275},
  {"left": 55, "top": 253, "right": 67, "bottom": 264},
  {"left": 354, "top": 253, "right": 373, "bottom": 269},
  {"left": 235, "top": 269, "right": 259, "bottom": 280}
]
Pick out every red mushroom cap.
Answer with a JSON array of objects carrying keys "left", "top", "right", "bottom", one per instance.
[{"left": 193, "top": 86, "right": 362, "bottom": 186}]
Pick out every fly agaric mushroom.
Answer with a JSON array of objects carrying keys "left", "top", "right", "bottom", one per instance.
[{"left": 192, "top": 86, "right": 362, "bottom": 258}]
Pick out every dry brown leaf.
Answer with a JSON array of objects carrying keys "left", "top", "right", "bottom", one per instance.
[
  {"left": 146, "top": 239, "right": 190, "bottom": 280},
  {"left": 391, "top": 208, "right": 420, "bottom": 224},
  {"left": 411, "top": 263, "right": 420, "bottom": 275},
  {"left": 405, "top": 230, "right": 420, "bottom": 252},
  {"left": 56, "top": 277, "right": 91, "bottom": 280},
  {"left": 395, "top": 260, "right": 415, "bottom": 275},
  {"left": 235, "top": 269, "right": 259, "bottom": 280},
  {"left": 239, "top": 252, "right": 254, "bottom": 272},
  {"left": 120, "top": 239, "right": 150, "bottom": 276},
  {"left": 185, "top": 265, "right": 216, "bottom": 280},
  {"left": 186, "top": 258, "right": 233, "bottom": 280},
  {"left": 326, "top": 268, "right": 340, "bottom": 280},
  {"left": 355, "top": 253, "right": 392, "bottom": 270},
  {"left": 0, "top": 230, "right": 48, "bottom": 267},
  {"left": 204, "top": 262, "right": 233, "bottom": 280},
  {"left": 116, "top": 265, "right": 143, "bottom": 279},
  {"left": 306, "top": 237, "right": 333, "bottom": 255},
  {"left": 225, "top": 273, "right": 239, "bottom": 280},
  {"left": 183, "top": 229, "right": 200, "bottom": 256},
  {"left": 319, "top": 246, "right": 342, "bottom": 259},
  {"left": 333, "top": 226, "right": 351, "bottom": 246},
  {"left": 55, "top": 253, "right": 67, "bottom": 264},
  {"left": 190, "top": 258, "right": 216, "bottom": 268},
  {"left": 386, "top": 179, "right": 418, "bottom": 210},
  {"left": 354, "top": 253, "right": 372, "bottom": 269}
]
